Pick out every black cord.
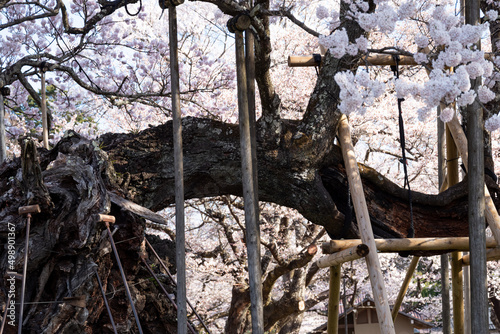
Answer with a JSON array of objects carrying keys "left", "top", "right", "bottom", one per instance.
[
  {"left": 125, "top": 0, "right": 142, "bottom": 16},
  {"left": 393, "top": 55, "right": 414, "bottom": 238}
]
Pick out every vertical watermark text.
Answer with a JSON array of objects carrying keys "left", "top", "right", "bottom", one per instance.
[{"left": 6, "top": 222, "right": 16, "bottom": 326}]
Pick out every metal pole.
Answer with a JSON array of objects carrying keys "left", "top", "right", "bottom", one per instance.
[
  {"left": 144, "top": 239, "right": 211, "bottom": 333},
  {"left": 0, "top": 290, "right": 11, "bottom": 334},
  {"left": 18, "top": 213, "right": 32, "bottom": 334},
  {"left": 0, "top": 93, "right": 6, "bottom": 163},
  {"left": 168, "top": 4, "right": 187, "bottom": 334},
  {"left": 438, "top": 104, "right": 451, "bottom": 334},
  {"left": 94, "top": 268, "right": 118, "bottom": 334},
  {"left": 235, "top": 29, "right": 264, "bottom": 333},
  {"left": 141, "top": 259, "right": 197, "bottom": 334},
  {"left": 41, "top": 71, "right": 49, "bottom": 149},
  {"left": 465, "top": 1, "right": 488, "bottom": 332},
  {"left": 102, "top": 219, "right": 143, "bottom": 334}
]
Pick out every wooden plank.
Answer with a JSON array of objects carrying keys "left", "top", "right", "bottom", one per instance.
[
  {"left": 327, "top": 265, "right": 341, "bottom": 334},
  {"left": 392, "top": 256, "right": 420, "bottom": 321},
  {"left": 316, "top": 244, "right": 369, "bottom": 268},
  {"left": 235, "top": 29, "right": 264, "bottom": 334},
  {"left": 338, "top": 115, "right": 395, "bottom": 334},
  {"left": 321, "top": 236, "right": 497, "bottom": 254}
]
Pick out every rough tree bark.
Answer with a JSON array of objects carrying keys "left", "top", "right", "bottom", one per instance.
[{"left": 0, "top": 116, "right": 492, "bottom": 333}]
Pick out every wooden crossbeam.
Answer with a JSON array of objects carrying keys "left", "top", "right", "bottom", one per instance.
[
  {"left": 288, "top": 54, "right": 417, "bottom": 67},
  {"left": 322, "top": 236, "right": 498, "bottom": 254},
  {"left": 317, "top": 244, "right": 369, "bottom": 268},
  {"left": 461, "top": 247, "right": 500, "bottom": 266}
]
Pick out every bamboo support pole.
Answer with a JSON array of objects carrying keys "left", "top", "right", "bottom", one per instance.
[
  {"left": 0, "top": 93, "right": 6, "bottom": 163},
  {"left": 17, "top": 205, "right": 40, "bottom": 334},
  {"left": 322, "top": 236, "right": 497, "bottom": 254},
  {"left": 448, "top": 115, "right": 500, "bottom": 244},
  {"left": 338, "top": 115, "right": 395, "bottom": 334},
  {"left": 235, "top": 27, "right": 264, "bottom": 333},
  {"left": 462, "top": 247, "right": 500, "bottom": 266},
  {"left": 167, "top": 4, "right": 188, "bottom": 333},
  {"left": 391, "top": 256, "right": 420, "bottom": 321},
  {"left": 41, "top": 71, "right": 49, "bottom": 149},
  {"left": 99, "top": 215, "right": 143, "bottom": 334},
  {"left": 317, "top": 244, "right": 369, "bottom": 268},
  {"left": 327, "top": 265, "right": 341, "bottom": 334}
]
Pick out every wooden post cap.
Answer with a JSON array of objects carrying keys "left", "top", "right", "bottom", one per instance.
[
  {"left": 18, "top": 205, "right": 41, "bottom": 215},
  {"left": 227, "top": 14, "right": 251, "bottom": 33},
  {"left": 98, "top": 214, "right": 116, "bottom": 224}
]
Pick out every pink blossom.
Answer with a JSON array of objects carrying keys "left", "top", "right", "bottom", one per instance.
[
  {"left": 316, "top": 5, "right": 329, "bottom": 20},
  {"left": 440, "top": 107, "right": 455, "bottom": 123},
  {"left": 486, "top": 114, "right": 500, "bottom": 132},
  {"left": 478, "top": 86, "right": 495, "bottom": 103}
]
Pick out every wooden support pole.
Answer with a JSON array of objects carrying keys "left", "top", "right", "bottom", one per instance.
[
  {"left": 452, "top": 251, "right": 465, "bottom": 334},
  {"left": 448, "top": 115, "right": 500, "bottom": 244},
  {"left": 392, "top": 256, "right": 420, "bottom": 321},
  {"left": 465, "top": 1, "right": 489, "bottom": 332},
  {"left": 167, "top": 4, "right": 187, "bottom": 334},
  {"left": 338, "top": 115, "right": 395, "bottom": 334},
  {"left": 40, "top": 71, "right": 49, "bottom": 149},
  {"left": 438, "top": 104, "right": 452, "bottom": 334},
  {"left": 327, "top": 265, "right": 341, "bottom": 334},
  {"left": 322, "top": 236, "right": 497, "bottom": 254},
  {"left": 235, "top": 28, "right": 264, "bottom": 333},
  {"left": 317, "top": 244, "right": 369, "bottom": 268},
  {"left": 462, "top": 247, "right": 500, "bottom": 266},
  {"left": 0, "top": 93, "right": 6, "bottom": 163}
]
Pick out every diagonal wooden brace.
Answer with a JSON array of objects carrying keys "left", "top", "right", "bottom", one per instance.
[{"left": 447, "top": 115, "right": 500, "bottom": 244}]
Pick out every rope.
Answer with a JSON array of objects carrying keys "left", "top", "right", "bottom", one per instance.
[{"left": 391, "top": 55, "right": 414, "bottom": 238}]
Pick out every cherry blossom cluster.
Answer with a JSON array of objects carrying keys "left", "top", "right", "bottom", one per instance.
[{"left": 318, "top": 1, "right": 500, "bottom": 132}]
